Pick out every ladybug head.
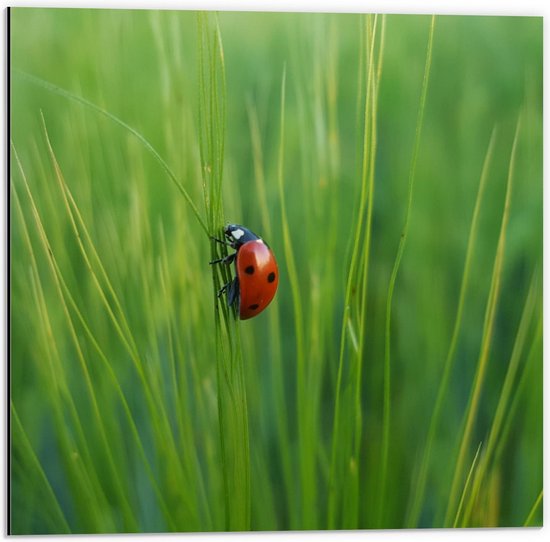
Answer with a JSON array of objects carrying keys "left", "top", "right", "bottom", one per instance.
[{"left": 224, "top": 224, "right": 261, "bottom": 246}]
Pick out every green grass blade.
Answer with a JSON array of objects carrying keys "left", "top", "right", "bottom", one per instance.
[
  {"left": 14, "top": 69, "right": 208, "bottom": 235},
  {"left": 350, "top": 13, "right": 386, "bottom": 529},
  {"left": 494, "top": 316, "right": 542, "bottom": 467},
  {"left": 405, "top": 127, "right": 497, "bottom": 527},
  {"left": 11, "top": 403, "right": 72, "bottom": 534},
  {"left": 35, "top": 125, "right": 196, "bottom": 519},
  {"left": 276, "top": 65, "right": 313, "bottom": 528},
  {"left": 444, "top": 113, "right": 522, "bottom": 526},
  {"left": 198, "top": 13, "right": 250, "bottom": 530},
  {"left": 327, "top": 15, "right": 380, "bottom": 529},
  {"left": 452, "top": 442, "right": 483, "bottom": 527},
  {"left": 461, "top": 269, "right": 540, "bottom": 526},
  {"left": 523, "top": 490, "right": 543, "bottom": 527},
  {"left": 11, "top": 178, "right": 114, "bottom": 532},
  {"left": 246, "top": 100, "right": 294, "bottom": 528},
  {"left": 13, "top": 135, "right": 196, "bottom": 530},
  {"left": 378, "top": 15, "right": 436, "bottom": 527},
  {"left": 12, "top": 144, "right": 139, "bottom": 530}
]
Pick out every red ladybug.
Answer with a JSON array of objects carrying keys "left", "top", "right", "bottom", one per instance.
[{"left": 210, "top": 224, "right": 279, "bottom": 320}]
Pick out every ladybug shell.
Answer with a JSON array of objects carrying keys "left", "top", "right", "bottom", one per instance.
[{"left": 236, "top": 239, "right": 278, "bottom": 320}]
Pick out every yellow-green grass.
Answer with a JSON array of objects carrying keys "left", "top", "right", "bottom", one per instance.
[{"left": 10, "top": 9, "right": 542, "bottom": 533}]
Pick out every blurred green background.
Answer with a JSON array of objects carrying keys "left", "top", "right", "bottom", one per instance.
[{"left": 10, "top": 8, "right": 542, "bottom": 533}]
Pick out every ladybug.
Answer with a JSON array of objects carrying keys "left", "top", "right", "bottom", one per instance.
[{"left": 210, "top": 224, "right": 279, "bottom": 320}]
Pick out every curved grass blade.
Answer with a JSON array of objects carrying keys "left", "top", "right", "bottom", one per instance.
[
  {"left": 35, "top": 122, "right": 197, "bottom": 517},
  {"left": 14, "top": 69, "right": 208, "bottom": 236},
  {"left": 11, "top": 142, "right": 189, "bottom": 530},
  {"left": 461, "top": 269, "right": 539, "bottom": 526},
  {"left": 11, "top": 403, "right": 72, "bottom": 534},
  {"left": 493, "top": 316, "right": 542, "bottom": 467},
  {"left": 444, "top": 113, "right": 522, "bottom": 526},
  {"left": 405, "top": 127, "right": 496, "bottom": 527}
]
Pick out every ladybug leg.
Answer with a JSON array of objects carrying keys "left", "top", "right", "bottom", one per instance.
[
  {"left": 216, "top": 277, "right": 239, "bottom": 309},
  {"left": 211, "top": 236, "right": 235, "bottom": 248},
  {"left": 227, "top": 277, "right": 240, "bottom": 309},
  {"left": 216, "top": 281, "right": 230, "bottom": 298},
  {"left": 209, "top": 252, "right": 236, "bottom": 266}
]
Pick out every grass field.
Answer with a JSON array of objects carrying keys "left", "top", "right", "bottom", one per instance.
[{"left": 10, "top": 9, "right": 542, "bottom": 533}]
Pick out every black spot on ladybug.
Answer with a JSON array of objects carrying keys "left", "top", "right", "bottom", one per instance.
[
  {"left": 245, "top": 265, "right": 254, "bottom": 274},
  {"left": 267, "top": 272, "right": 276, "bottom": 283},
  {"left": 249, "top": 304, "right": 259, "bottom": 310}
]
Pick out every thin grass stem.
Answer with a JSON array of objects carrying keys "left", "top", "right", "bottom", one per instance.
[
  {"left": 461, "top": 269, "right": 539, "bottom": 526},
  {"left": 378, "top": 15, "right": 436, "bottom": 527},
  {"left": 11, "top": 404, "right": 72, "bottom": 533},
  {"left": 405, "top": 127, "right": 496, "bottom": 527},
  {"left": 523, "top": 490, "right": 543, "bottom": 527},
  {"left": 453, "top": 442, "right": 483, "bottom": 527},
  {"left": 444, "top": 113, "right": 522, "bottom": 526},
  {"left": 14, "top": 69, "right": 208, "bottom": 235}
]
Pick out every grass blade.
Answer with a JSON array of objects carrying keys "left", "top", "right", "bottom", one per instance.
[
  {"left": 276, "top": 65, "right": 313, "bottom": 528},
  {"left": 444, "top": 113, "right": 522, "bottom": 526},
  {"left": 246, "top": 100, "right": 294, "bottom": 528},
  {"left": 405, "top": 128, "right": 497, "bottom": 527},
  {"left": 523, "top": 490, "right": 543, "bottom": 527},
  {"left": 378, "top": 15, "right": 436, "bottom": 527},
  {"left": 14, "top": 69, "right": 208, "bottom": 235},
  {"left": 452, "top": 442, "right": 483, "bottom": 527},
  {"left": 327, "top": 14, "right": 380, "bottom": 529},
  {"left": 11, "top": 403, "right": 72, "bottom": 534},
  {"left": 198, "top": 13, "right": 250, "bottom": 530},
  {"left": 461, "top": 269, "right": 540, "bottom": 526}
]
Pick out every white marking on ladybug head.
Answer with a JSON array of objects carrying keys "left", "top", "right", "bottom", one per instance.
[
  {"left": 232, "top": 228, "right": 245, "bottom": 240},
  {"left": 256, "top": 239, "right": 264, "bottom": 244}
]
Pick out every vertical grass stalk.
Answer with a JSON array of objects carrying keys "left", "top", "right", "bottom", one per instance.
[
  {"left": 276, "top": 66, "right": 311, "bottom": 528},
  {"left": 198, "top": 13, "right": 250, "bottom": 530},
  {"left": 247, "top": 102, "right": 295, "bottom": 528},
  {"left": 327, "top": 14, "right": 383, "bottom": 529},
  {"left": 378, "top": 15, "right": 435, "bottom": 528}
]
